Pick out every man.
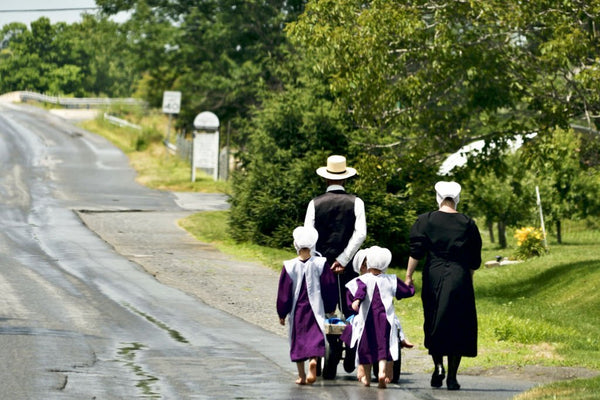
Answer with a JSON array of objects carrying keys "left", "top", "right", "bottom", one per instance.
[{"left": 304, "top": 155, "right": 367, "bottom": 318}]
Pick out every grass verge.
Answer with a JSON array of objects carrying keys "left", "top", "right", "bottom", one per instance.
[{"left": 79, "top": 113, "right": 230, "bottom": 194}]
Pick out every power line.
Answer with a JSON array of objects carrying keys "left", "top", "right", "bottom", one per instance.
[{"left": 0, "top": 8, "right": 100, "bottom": 14}]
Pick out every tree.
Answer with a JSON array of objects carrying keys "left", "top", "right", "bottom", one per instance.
[
  {"left": 521, "top": 128, "right": 600, "bottom": 243},
  {"left": 0, "top": 16, "right": 136, "bottom": 96},
  {"left": 287, "top": 1, "right": 600, "bottom": 195},
  {"left": 97, "top": 0, "right": 306, "bottom": 141}
]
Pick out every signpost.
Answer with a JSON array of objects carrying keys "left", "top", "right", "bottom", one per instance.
[
  {"left": 191, "top": 111, "right": 220, "bottom": 182},
  {"left": 162, "top": 91, "right": 181, "bottom": 150}
]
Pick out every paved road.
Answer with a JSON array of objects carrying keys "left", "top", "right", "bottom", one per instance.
[{"left": 0, "top": 102, "right": 538, "bottom": 399}]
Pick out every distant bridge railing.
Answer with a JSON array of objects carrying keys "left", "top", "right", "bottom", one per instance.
[{"left": 18, "top": 91, "right": 146, "bottom": 108}]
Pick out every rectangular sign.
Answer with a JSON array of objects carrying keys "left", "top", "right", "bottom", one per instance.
[
  {"left": 192, "top": 131, "right": 220, "bottom": 181},
  {"left": 162, "top": 91, "right": 181, "bottom": 114}
]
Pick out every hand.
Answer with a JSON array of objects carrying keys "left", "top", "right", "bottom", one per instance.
[
  {"left": 352, "top": 299, "right": 360, "bottom": 312},
  {"left": 405, "top": 276, "right": 413, "bottom": 287},
  {"left": 331, "top": 261, "right": 346, "bottom": 274},
  {"left": 279, "top": 318, "right": 285, "bottom": 326}
]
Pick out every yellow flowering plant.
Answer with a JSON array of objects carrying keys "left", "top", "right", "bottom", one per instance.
[{"left": 514, "top": 226, "right": 548, "bottom": 260}]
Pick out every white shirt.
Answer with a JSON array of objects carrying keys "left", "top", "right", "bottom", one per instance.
[{"left": 304, "top": 185, "right": 367, "bottom": 267}]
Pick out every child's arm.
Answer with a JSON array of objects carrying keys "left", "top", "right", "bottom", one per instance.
[
  {"left": 395, "top": 276, "right": 416, "bottom": 299},
  {"left": 351, "top": 280, "right": 367, "bottom": 312},
  {"left": 276, "top": 267, "right": 293, "bottom": 322}
]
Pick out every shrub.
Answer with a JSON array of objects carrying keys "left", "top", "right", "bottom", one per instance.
[{"left": 514, "top": 226, "right": 548, "bottom": 259}]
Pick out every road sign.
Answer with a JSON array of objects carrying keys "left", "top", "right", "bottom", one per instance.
[{"left": 162, "top": 91, "right": 181, "bottom": 114}]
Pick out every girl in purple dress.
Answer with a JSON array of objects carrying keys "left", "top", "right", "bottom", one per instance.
[
  {"left": 276, "top": 226, "right": 337, "bottom": 384},
  {"left": 346, "top": 246, "right": 415, "bottom": 388}
]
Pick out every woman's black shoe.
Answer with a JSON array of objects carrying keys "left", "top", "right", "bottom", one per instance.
[
  {"left": 447, "top": 378, "right": 461, "bottom": 390},
  {"left": 430, "top": 365, "right": 445, "bottom": 388}
]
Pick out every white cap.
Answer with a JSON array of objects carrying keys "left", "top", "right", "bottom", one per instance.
[
  {"left": 366, "top": 246, "right": 392, "bottom": 272},
  {"left": 435, "top": 181, "right": 461, "bottom": 207},
  {"left": 293, "top": 226, "right": 319, "bottom": 255},
  {"left": 352, "top": 249, "right": 368, "bottom": 274}
]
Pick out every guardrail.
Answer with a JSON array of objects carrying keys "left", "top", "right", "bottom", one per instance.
[
  {"left": 103, "top": 113, "right": 142, "bottom": 130},
  {"left": 18, "top": 91, "right": 146, "bottom": 108}
]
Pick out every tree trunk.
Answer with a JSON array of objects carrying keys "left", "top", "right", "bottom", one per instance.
[
  {"left": 556, "top": 219, "right": 562, "bottom": 244},
  {"left": 498, "top": 221, "right": 507, "bottom": 249},
  {"left": 488, "top": 221, "right": 495, "bottom": 243}
]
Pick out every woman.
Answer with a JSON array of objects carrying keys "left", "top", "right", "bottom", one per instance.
[{"left": 405, "top": 181, "right": 482, "bottom": 390}]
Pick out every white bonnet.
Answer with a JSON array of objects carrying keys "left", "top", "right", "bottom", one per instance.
[
  {"left": 293, "top": 226, "right": 319, "bottom": 255},
  {"left": 435, "top": 181, "right": 461, "bottom": 207},
  {"left": 366, "top": 246, "right": 392, "bottom": 272},
  {"left": 352, "top": 249, "right": 368, "bottom": 274}
]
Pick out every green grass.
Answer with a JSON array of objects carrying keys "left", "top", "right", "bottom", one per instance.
[
  {"left": 514, "top": 375, "right": 600, "bottom": 400},
  {"left": 178, "top": 211, "right": 294, "bottom": 270},
  {"left": 79, "top": 107, "right": 599, "bottom": 399}
]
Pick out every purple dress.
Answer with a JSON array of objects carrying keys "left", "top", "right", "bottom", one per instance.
[
  {"left": 276, "top": 257, "right": 337, "bottom": 362},
  {"left": 348, "top": 276, "right": 414, "bottom": 364}
]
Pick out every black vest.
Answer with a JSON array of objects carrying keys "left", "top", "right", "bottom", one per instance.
[{"left": 313, "top": 190, "right": 357, "bottom": 263}]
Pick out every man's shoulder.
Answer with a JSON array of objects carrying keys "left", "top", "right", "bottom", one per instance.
[{"left": 315, "top": 190, "right": 357, "bottom": 200}]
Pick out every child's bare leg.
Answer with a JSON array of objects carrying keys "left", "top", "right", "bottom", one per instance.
[
  {"left": 306, "top": 358, "right": 317, "bottom": 384},
  {"left": 360, "top": 364, "right": 372, "bottom": 386},
  {"left": 377, "top": 359, "right": 388, "bottom": 388},
  {"left": 295, "top": 361, "right": 306, "bottom": 385},
  {"left": 385, "top": 361, "right": 393, "bottom": 384}
]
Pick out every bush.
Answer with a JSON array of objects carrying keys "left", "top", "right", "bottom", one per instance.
[{"left": 514, "top": 226, "right": 548, "bottom": 259}]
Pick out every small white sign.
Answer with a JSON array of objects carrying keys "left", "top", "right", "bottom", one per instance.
[
  {"left": 192, "top": 132, "right": 220, "bottom": 181},
  {"left": 162, "top": 91, "right": 181, "bottom": 114}
]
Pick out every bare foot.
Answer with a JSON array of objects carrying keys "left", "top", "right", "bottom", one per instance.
[
  {"left": 401, "top": 339, "right": 414, "bottom": 348},
  {"left": 295, "top": 376, "right": 306, "bottom": 385},
  {"left": 360, "top": 375, "right": 370, "bottom": 387},
  {"left": 356, "top": 365, "right": 365, "bottom": 382},
  {"left": 378, "top": 373, "right": 387, "bottom": 389},
  {"left": 378, "top": 360, "right": 388, "bottom": 388},
  {"left": 306, "top": 359, "right": 317, "bottom": 384},
  {"left": 385, "top": 361, "right": 393, "bottom": 383}
]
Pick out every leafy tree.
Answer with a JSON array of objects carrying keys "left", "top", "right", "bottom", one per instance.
[
  {"left": 0, "top": 16, "right": 136, "bottom": 96},
  {"left": 97, "top": 0, "right": 306, "bottom": 141},
  {"left": 287, "top": 1, "right": 600, "bottom": 199},
  {"left": 521, "top": 128, "right": 600, "bottom": 243},
  {"left": 229, "top": 55, "right": 352, "bottom": 248}
]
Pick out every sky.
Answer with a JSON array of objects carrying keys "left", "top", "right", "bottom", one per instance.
[{"left": 0, "top": 1, "right": 127, "bottom": 28}]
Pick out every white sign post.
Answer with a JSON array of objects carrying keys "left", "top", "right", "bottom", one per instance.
[
  {"left": 162, "top": 91, "right": 182, "bottom": 148},
  {"left": 191, "top": 111, "right": 220, "bottom": 182},
  {"left": 535, "top": 186, "right": 547, "bottom": 247}
]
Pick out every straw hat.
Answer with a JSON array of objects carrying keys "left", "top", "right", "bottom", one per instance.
[{"left": 316, "top": 155, "right": 357, "bottom": 180}]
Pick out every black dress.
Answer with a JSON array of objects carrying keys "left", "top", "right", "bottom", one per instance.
[{"left": 409, "top": 210, "right": 482, "bottom": 357}]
